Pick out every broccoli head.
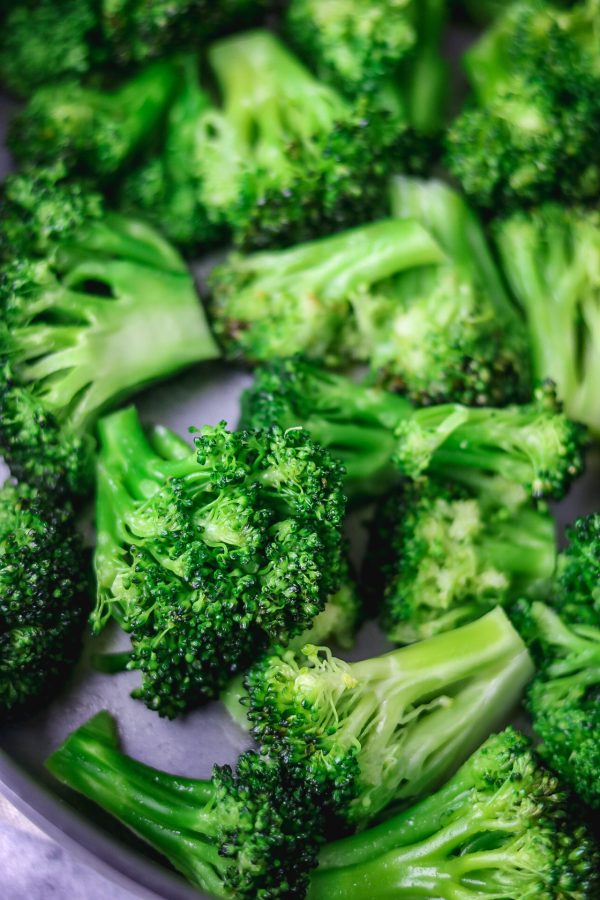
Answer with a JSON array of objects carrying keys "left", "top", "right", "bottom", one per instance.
[
  {"left": 311, "top": 726, "right": 600, "bottom": 899},
  {"left": 246, "top": 607, "right": 533, "bottom": 825},
  {"left": 93, "top": 405, "right": 347, "bottom": 717},
  {"left": 0, "top": 481, "right": 89, "bottom": 719},
  {"left": 556, "top": 512, "right": 600, "bottom": 627}
]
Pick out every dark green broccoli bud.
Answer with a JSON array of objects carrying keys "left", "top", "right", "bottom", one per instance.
[
  {"left": 0, "top": 1, "right": 103, "bottom": 97},
  {"left": 0, "top": 481, "right": 89, "bottom": 719},
  {"left": 310, "top": 726, "right": 600, "bottom": 899},
  {"left": 47, "top": 710, "right": 326, "bottom": 899},
  {"left": 119, "top": 57, "right": 224, "bottom": 250},
  {"left": 556, "top": 513, "right": 600, "bottom": 627},
  {"left": 495, "top": 204, "right": 600, "bottom": 435},
  {"left": 246, "top": 607, "right": 533, "bottom": 825},
  {"left": 242, "top": 358, "right": 586, "bottom": 500},
  {"left": 446, "top": 1, "right": 600, "bottom": 208},
  {"left": 370, "top": 474, "right": 556, "bottom": 643},
  {"left": 9, "top": 60, "right": 180, "bottom": 178},
  {"left": 517, "top": 601, "right": 600, "bottom": 809},
  {"left": 199, "top": 30, "right": 429, "bottom": 251},
  {"left": 94, "top": 406, "right": 347, "bottom": 717}
]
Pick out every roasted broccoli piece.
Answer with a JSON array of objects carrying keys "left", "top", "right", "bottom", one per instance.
[
  {"left": 495, "top": 204, "right": 600, "bottom": 435},
  {"left": 0, "top": 167, "right": 219, "bottom": 496},
  {"left": 446, "top": 0, "right": 600, "bottom": 209},
  {"left": 246, "top": 607, "right": 532, "bottom": 825},
  {"left": 47, "top": 710, "right": 325, "bottom": 899},
  {"left": 369, "top": 474, "right": 556, "bottom": 643},
  {"left": 0, "top": 481, "right": 89, "bottom": 719},
  {"left": 10, "top": 60, "right": 180, "bottom": 178},
  {"left": 310, "top": 727, "right": 600, "bottom": 899},
  {"left": 242, "top": 358, "right": 585, "bottom": 500},
  {"left": 93, "top": 405, "right": 347, "bottom": 717}
]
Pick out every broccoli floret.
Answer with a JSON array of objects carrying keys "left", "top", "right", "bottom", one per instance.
[
  {"left": 495, "top": 204, "right": 600, "bottom": 435},
  {"left": 10, "top": 60, "right": 180, "bottom": 178},
  {"left": 47, "top": 710, "right": 325, "bottom": 899},
  {"left": 93, "top": 405, "right": 347, "bottom": 717},
  {"left": 446, "top": 0, "right": 600, "bottom": 208},
  {"left": 242, "top": 358, "right": 585, "bottom": 500},
  {"left": 517, "top": 601, "right": 600, "bottom": 809},
  {"left": 0, "top": 481, "right": 89, "bottom": 719},
  {"left": 556, "top": 513, "right": 600, "bottom": 627},
  {"left": 0, "top": 168, "right": 219, "bottom": 496},
  {"left": 119, "top": 57, "right": 223, "bottom": 249},
  {"left": 197, "top": 30, "right": 429, "bottom": 250},
  {"left": 370, "top": 475, "right": 556, "bottom": 643},
  {"left": 310, "top": 727, "right": 600, "bottom": 899},
  {"left": 246, "top": 607, "right": 533, "bottom": 824}
]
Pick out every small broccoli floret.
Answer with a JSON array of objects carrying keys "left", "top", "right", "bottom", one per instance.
[
  {"left": 47, "top": 710, "right": 325, "bottom": 899},
  {"left": 369, "top": 475, "right": 556, "bottom": 643},
  {"left": 10, "top": 60, "right": 180, "bottom": 178},
  {"left": 93, "top": 405, "right": 347, "bottom": 717},
  {"left": 495, "top": 204, "right": 600, "bottom": 435},
  {"left": 517, "top": 601, "right": 600, "bottom": 809},
  {"left": 246, "top": 607, "right": 533, "bottom": 825},
  {"left": 446, "top": 1, "right": 600, "bottom": 209},
  {"left": 556, "top": 513, "right": 600, "bottom": 627},
  {"left": 0, "top": 168, "right": 219, "bottom": 496},
  {"left": 310, "top": 727, "right": 600, "bottom": 899},
  {"left": 0, "top": 481, "right": 89, "bottom": 719}
]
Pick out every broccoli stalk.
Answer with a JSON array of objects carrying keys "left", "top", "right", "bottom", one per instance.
[
  {"left": 246, "top": 607, "right": 533, "bottom": 825},
  {"left": 10, "top": 59, "right": 180, "bottom": 177},
  {"left": 309, "top": 727, "right": 599, "bottom": 899}
]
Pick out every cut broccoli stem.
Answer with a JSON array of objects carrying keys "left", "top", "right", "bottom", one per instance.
[{"left": 399, "top": 0, "right": 447, "bottom": 135}]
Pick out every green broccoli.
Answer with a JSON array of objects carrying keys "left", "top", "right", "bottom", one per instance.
[
  {"left": 0, "top": 481, "right": 89, "bottom": 719},
  {"left": 246, "top": 607, "right": 533, "bottom": 824},
  {"left": 0, "top": 167, "right": 219, "bottom": 496},
  {"left": 370, "top": 474, "right": 556, "bottom": 643},
  {"left": 47, "top": 710, "right": 326, "bottom": 899},
  {"left": 495, "top": 204, "right": 600, "bottom": 435},
  {"left": 93, "top": 405, "right": 347, "bottom": 717},
  {"left": 446, "top": 0, "right": 600, "bottom": 209},
  {"left": 9, "top": 60, "right": 180, "bottom": 178},
  {"left": 556, "top": 513, "right": 600, "bottom": 627},
  {"left": 241, "top": 357, "right": 585, "bottom": 500},
  {"left": 309, "top": 727, "right": 599, "bottom": 899}
]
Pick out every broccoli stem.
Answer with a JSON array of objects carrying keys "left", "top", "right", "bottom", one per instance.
[
  {"left": 479, "top": 508, "right": 556, "bottom": 585},
  {"left": 64, "top": 213, "right": 188, "bottom": 273}
]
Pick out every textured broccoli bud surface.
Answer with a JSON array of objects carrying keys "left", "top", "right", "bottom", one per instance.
[{"left": 556, "top": 513, "right": 600, "bottom": 627}]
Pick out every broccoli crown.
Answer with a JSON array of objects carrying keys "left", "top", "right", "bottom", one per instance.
[
  {"left": 246, "top": 607, "right": 533, "bottom": 825},
  {"left": 47, "top": 710, "right": 325, "bottom": 899},
  {"left": 515, "top": 602, "right": 600, "bottom": 809},
  {"left": 556, "top": 512, "right": 600, "bottom": 626},
  {"left": 311, "top": 726, "right": 600, "bottom": 900},
  {"left": 0, "top": 481, "right": 88, "bottom": 718},
  {"left": 446, "top": 1, "right": 600, "bottom": 208},
  {"left": 10, "top": 60, "right": 180, "bottom": 178},
  {"left": 370, "top": 475, "right": 556, "bottom": 643},
  {"left": 494, "top": 204, "right": 600, "bottom": 435},
  {"left": 198, "top": 30, "right": 430, "bottom": 251},
  {"left": 0, "top": 1, "right": 102, "bottom": 97},
  {"left": 94, "top": 406, "right": 347, "bottom": 717}
]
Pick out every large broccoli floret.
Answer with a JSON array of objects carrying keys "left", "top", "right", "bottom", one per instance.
[
  {"left": 370, "top": 474, "right": 556, "bottom": 643},
  {"left": 246, "top": 607, "right": 533, "bottom": 825},
  {"left": 9, "top": 60, "right": 180, "bottom": 178},
  {"left": 446, "top": 0, "right": 600, "bottom": 209},
  {"left": 0, "top": 481, "right": 89, "bottom": 719},
  {"left": 241, "top": 358, "right": 585, "bottom": 500},
  {"left": 93, "top": 405, "right": 347, "bottom": 717},
  {"left": 0, "top": 167, "right": 219, "bottom": 496},
  {"left": 47, "top": 710, "right": 325, "bottom": 899},
  {"left": 495, "top": 204, "right": 600, "bottom": 435},
  {"left": 310, "top": 727, "right": 600, "bottom": 899}
]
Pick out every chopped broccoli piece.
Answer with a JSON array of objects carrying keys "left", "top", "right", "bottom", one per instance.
[
  {"left": 0, "top": 482, "right": 89, "bottom": 719},
  {"left": 310, "top": 727, "right": 600, "bottom": 899},
  {"left": 93, "top": 405, "right": 347, "bottom": 717},
  {"left": 0, "top": 167, "right": 219, "bottom": 496},
  {"left": 556, "top": 513, "right": 600, "bottom": 627},
  {"left": 47, "top": 710, "right": 325, "bottom": 899},
  {"left": 494, "top": 204, "right": 600, "bottom": 435},
  {"left": 246, "top": 607, "right": 533, "bottom": 824},
  {"left": 10, "top": 60, "right": 180, "bottom": 178},
  {"left": 370, "top": 474, "right": 556, "bottom": 643}
]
